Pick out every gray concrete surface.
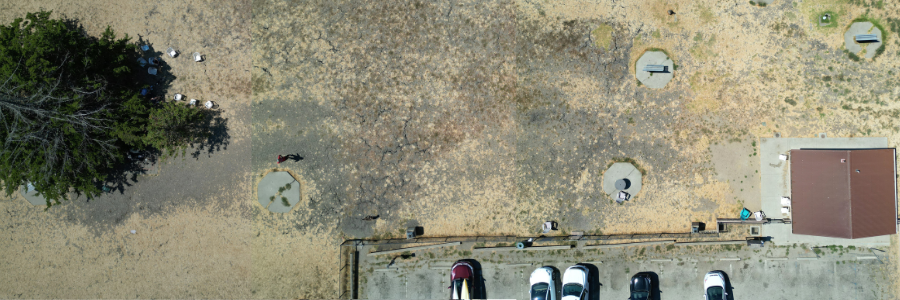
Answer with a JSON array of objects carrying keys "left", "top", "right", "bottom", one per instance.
[
  {"left": 257, "top": 171, "right": 301, "bottom": 213},
  {"left": 601, "top": 163, "right": 642, "bottom": 200},
  {"left": 844, "top": 22, "right": 883, "bottom": 59},
  {"left": 18, "top": 184, "right": 47, "bottom": 206},
  {"left": 758, "top": 137, "right": 891, "bottom": 247},
  {"left": 359, "top": 242, "right": 894, "bottom": 299},
  {"left": 635, "top": 51, "right": 674, "bottom": 89}
]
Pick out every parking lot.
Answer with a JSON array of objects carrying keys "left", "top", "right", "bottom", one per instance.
[{"left": 359, "top": 241, "right": 894, "bottom": 300}]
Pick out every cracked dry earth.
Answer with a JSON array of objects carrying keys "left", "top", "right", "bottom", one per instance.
[{"left": 254, "top": 0, "right": 900, "bottom": 297}]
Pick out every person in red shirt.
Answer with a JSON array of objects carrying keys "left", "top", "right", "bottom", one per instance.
[{"left": 277, "top": 155, "right": 288, "bottom": 164}]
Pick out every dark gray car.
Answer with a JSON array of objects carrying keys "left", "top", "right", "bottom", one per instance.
[{"left": 629, "top": 273, "right": 652, "bottom": 300}]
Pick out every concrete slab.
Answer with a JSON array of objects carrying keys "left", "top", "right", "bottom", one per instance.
[
  {"left": 256, "top": 171, "right": 301, "bottom": 213},
  {"left": 18, "top": 184, "right": 47, "bottom": 206},
  {"left": 635, "top": 51, "right": 674, "bottom": 89},
  {"left": 601, "top": 163, "right": 642, "bottom": 200},
  {"left": 758, "top": 137, "right": 890, "bottom": 246},
  {"left": 844, "top": 22, "right": 883, "bottom": 59}
]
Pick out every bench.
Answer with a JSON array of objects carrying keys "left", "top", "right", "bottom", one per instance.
[
  {"left": 642, "top": 65, "right": 667, "bottom": 72},
  {"left": 855, "top": 34, "right": 879, "bottom": 43}
]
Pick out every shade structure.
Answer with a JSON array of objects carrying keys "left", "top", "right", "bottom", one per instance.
[{"left": 790, "top": 149, "right": 897, "bottom": 239}]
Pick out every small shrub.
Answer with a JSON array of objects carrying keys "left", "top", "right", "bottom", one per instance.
[
  {"left": 784, "top": 98, "right": 797, "bottom": 106},
  {"left": 822, "top": 75, "right": 831, "bottom": 81},
  {"left": 282, "top": 196, "right": 289, "bottom": 206},
  {"left": 278, "top": 186, "right": 285, "bottom": 193},
  {"left": 749, "top": 0, "right": 756, "bottom": 5},
  {"left": 269, "top": 195, "right": 275, "bottom": 201},
  {"left": 848, "top": 52, "right": 860, "bottom": 62},
  {"left": 284, "top": 183, "right": 292, "bottom": 190},
  {"left": 759, "top": 2, "right": 767, "bottom": 7}
]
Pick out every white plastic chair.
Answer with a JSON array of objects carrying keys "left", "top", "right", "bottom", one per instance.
[
  {"left": 166, "top": 47, "right": 178, "bottom": 58},
  {"left": 193, "top": 52, "right": 203, "bottom": 62},
  {"left": 780, "top": 197, "right": 791, "bottom": 207},
  {"left": 174, "top": 93, "right": 184, "bottom": 101},
  {"left": 189, "top": 99, "right": 198, "bottom": 106},
  {"left": 754, "top": 211, "right": 766, "bottom": 221},
  {"left": 204, "top": 100, "right": 218, "bottom": 109}
]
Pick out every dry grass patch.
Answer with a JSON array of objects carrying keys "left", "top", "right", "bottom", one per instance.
[
  {"left": 686, "top": 71, "right": 728, "bottom": 113},
  {"left": 591, "top": 24, "right": 614, "bottom": 50}
]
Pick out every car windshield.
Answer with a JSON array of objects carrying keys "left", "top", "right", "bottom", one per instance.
[
  {"left": 562, "top": 283, "right": 583, "bottom": 297},
  {"left": 707, "top": 286, "right": 724, "bottom": 300},
  {"left": 631, "top": 291, "right": 649, "bottom": 299},
  {"left": 451, "top": 279, "right": 466, "bottom": 299},
  {"left": 530, "top": 283, "right": 549, "bottom": 300}
]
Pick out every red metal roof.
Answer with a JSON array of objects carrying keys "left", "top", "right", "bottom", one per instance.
[{"left": 790, "top": 149, "right": 897, "bottom": 239}]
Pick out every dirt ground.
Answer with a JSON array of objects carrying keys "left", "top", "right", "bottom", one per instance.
[
  {"left": 0, "top": 0, "right": 254, "bottom": 298},
  {"left": 253, "top": 0, "right": 900, "bottom": 297},
  {"left": 3, "top": 0, "right": 900, "bottom": 298}
]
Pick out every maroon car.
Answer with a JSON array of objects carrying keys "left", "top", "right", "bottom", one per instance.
[{"left": 449, "top": 260, "right": 474, "bottom": 299}]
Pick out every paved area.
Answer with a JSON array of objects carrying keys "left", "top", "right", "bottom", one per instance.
[
  {"left": 844, "top": 22, "right": 883, "bottom": 59},
  {"left": 601, "top": 163, "right": 642, "bottom": 201},
  {"left": 635, "top": 51, "right": 673, "bottom": 89},
  {"left": 257, "top": 171, "right": 301, "bottom": 213},
  {"left": 359, "top": 240, "right": 894, "bottom": 299},
  {"left": 759, "top": 137, "right": 891, "bottom": 247}
]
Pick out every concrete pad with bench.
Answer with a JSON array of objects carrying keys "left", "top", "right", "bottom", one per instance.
[
  {"left": 635, "top": 51, "right": 674, "bottom": 89},
  {"left": 758, "top": 137, "right": 891, "bottom": 246},
  {"left": 844, "top": 22, "right": 883, "bottom": 59},
  {"left": 602, "top": 162, "right": 643, "bottom": 201}
]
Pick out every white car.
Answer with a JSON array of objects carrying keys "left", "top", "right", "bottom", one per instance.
[
  {"left": 530, "top": 267, "right": 557, "bottom": 300},
  {"left": 561, "top": 265, "right": 588, "bottom": 300},
  {"left": 703, "top": 271, "right": 727, "bottom": 300}
]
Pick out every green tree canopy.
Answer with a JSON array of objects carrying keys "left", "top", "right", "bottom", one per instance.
[{"left": 0, "top": 11, "right": 207, "bottom": 206}]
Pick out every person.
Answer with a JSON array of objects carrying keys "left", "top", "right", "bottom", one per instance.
[{"left": 277, "top": 155, "right": 288, "bottom": 164}]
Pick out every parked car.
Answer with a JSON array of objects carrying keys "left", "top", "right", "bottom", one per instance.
[
  {"left": 703, "top": 271, "right": 727, "bottom": 300},
  {"left": 449, "top": 260, "right": 474, "bottom": 299},
  {"left": 530, "top": 266, "right": 557, "bottom": 300},
  {"left": 561, "top": 265, "right": 589, "bottom": 300},
  {"left": 629, "top": 272, "right": 652, "bottom": 300}
]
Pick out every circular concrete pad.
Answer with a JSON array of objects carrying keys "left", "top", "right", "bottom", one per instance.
[
  {"left": 844, "top": 22, "right": 883, "bottom": 59},
  {"left": 635, "top": 51, "right": 674, "bottom": 89},
  {"left": 18, "top": 184, "right": 47, "bottom": 206},
  {"left": 602, "top": 163, "right": 643, "bottom": 199},
  {"left": 257, "top": 171, "right": 301, "bottom": 213}
]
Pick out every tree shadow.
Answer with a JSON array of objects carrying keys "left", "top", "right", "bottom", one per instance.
[
  {"left": 579, "top": 263, "right": 601, "bottom": 300},
  {"left": 97, "top": 147, "right": 163, "bottom": 196},
  {"left": 189, "top": 109, "right": 230, "bottom": 158},
  {"left": 134, "top": 36, "right": 177, "bottom": 98}
]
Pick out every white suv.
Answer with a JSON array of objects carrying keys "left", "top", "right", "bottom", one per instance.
[{"left": 703, "top": 271, "right": 727, "bottom": 300}]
